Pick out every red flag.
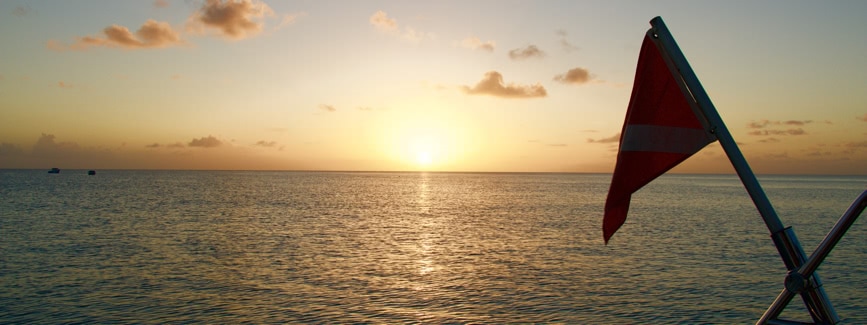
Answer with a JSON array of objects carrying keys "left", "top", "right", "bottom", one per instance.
[{"left": 603, "top": 34, "right": 716, "bottom": 244}]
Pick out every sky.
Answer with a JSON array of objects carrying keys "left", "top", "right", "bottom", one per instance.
[{"left": 1, "top": 0, "right": 866, "bottom": 174}]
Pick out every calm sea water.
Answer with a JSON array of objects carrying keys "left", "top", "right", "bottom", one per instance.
[{"left": 1, "top": 170, "right": 865, "bottom": 324}]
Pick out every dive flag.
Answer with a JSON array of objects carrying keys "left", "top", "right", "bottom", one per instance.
[{"left": 603, "top": 34, "right": 716, "bottom": 244}]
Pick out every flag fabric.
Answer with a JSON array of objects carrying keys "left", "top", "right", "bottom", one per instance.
[{"left": 603, "top": 34, "right": 716, "bottom": 244}]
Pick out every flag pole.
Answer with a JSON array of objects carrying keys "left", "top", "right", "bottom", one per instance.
[{"left": 648, "top": 17, "right": 838, "bottom": 324}]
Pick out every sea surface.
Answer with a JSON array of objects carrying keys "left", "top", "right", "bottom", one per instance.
[{"left": 1, "top": 170, "right": 865, "bottom": 324}]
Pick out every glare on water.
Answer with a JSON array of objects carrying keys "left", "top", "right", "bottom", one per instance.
[{"left": 0, "top": 170, "right": 864, "bottom": 323}]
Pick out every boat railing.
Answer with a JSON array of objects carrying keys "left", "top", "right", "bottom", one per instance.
[{"left": 759, "top": 189, "right": 867, "bottom": 324}]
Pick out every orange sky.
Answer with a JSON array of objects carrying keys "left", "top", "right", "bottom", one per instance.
[{"left": 1, "top": 1, "right": 866, "bottom": 174}]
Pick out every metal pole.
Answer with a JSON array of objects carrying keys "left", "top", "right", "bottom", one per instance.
[
  {"left": 798, "top": 189, "right": 867, "bottom": 279},
  {"left": 648, "top": 16, "right": 838, "bottom": 324},
  {"left": 759, "top": 190, "right": 865, "bottom": 324}
]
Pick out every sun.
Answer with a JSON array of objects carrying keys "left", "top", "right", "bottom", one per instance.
[
  {"left": 379, "top": 115, "right": 473, "bottom": 171},
  {"left": 416, "top": 151, "right": 433, "bottom": 166},
  {"left": 409, "top": 135, "right": 440, "bottom": 169}
]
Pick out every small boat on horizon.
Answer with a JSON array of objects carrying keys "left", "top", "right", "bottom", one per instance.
[
  {"left": 48, "top": 168, "right": 60, "bottom": 174},
  {"left": 88, "top": 170, "right": 96, "bottom": 175}
]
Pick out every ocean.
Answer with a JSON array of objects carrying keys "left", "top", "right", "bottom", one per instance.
[{"left": 1, "top": 170, "right": 865, "bottom": 324}]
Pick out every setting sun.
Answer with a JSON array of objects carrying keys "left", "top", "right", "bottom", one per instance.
[
  {"left": 409, "top": 135, "right": 440, "bottom": 169},
  {"left": 416, "top": 151, "right": 433, "bottom": 166}
]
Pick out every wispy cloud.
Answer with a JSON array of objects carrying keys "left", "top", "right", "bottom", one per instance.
[
  {"left": 57, "top": 81, "right": 74, "bottom": 88},
  {"left": 460, "top": 36, "right": 495, "bottom": 52},
  {"left": 370, "top": 10, "right": 397, "bottom": 31},
  {"left": 553, "top": 67, "right": 591, "bottom": 85},
  {"left": 556, "top": 29, "right": 579, "bottom": 53},
  {"left": 276, "top": 12, "right": 307, "bottom": 30},
  {"left": 48, "top": 19, "right": 182, "bottom": 51},
  {"left": 747, "top": 119, "right": 812, "bottom": 137},
  {"left": 845, "top": 141, "right": 867, "bottom": 149},
  {"left": 319, "top": 104, "right": 336, "bottom": 112},
  {"left": 461, "top": 71, "right": 546, "bottom": 98},
  {"left": 369, "top": 10, "right": 434, "bottom": 43},
  {"left": 13, "top": 5, "right": 32, "bottom": 17},
  {"left": 188, "top": 135, "right": 222, "bottom": 148},
  {"left": 187, "top": 0, "right": 274, "bottom": 40},
  {"left": 254, "top": 140, "right": 277, "bottom": 147},
  {"left": 858, "top": 113, "right": 867, "bottom": 122},
  {"left": 587, "top": 134, "right": 620, "bottom": 144},
  {"left": 508, "top": 45, "right": 545, "bottom": 60},
  {"left": 748, "top": 129, "right": 806, "bottom": 136},
  {"left": 747, "top": 119, "right": 813, "bottom": 129},
  {"left": 153, "top": 0, "right": 169, "bottom": 9}
]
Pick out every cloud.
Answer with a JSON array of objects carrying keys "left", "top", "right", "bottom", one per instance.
[
  {"left": 145, "top": 141, "right": 188, "bottom": 149},
  {"left": 548, "top": 143, "right": 568, "bottom": 147},
  {"left": 254, "top": 140, "right": 277, "bottom": 147},
  {"left": 0, "top": 134, "right": 124, "bottom": 169},
  {"left": 13, "top": 5, "right": 31, "bottom": 17},
  {"left": 561, "top": 39, "right": 579, "bottom": 52},
  {"left": 587, "top": 133, "right": 620, "bottom": 144},
  {"left": 32, "top": 133, "right": 81, "bottom": 157},
  {"left": 0, "top": 142, "right": 25, "bottom": 156},
  {"left": 858, "top": 113, "right": 867, "bottom": 122},
  {"left": 746, "top": 119, "right": 812, "bottom": 137},
  {"left": 805, "top": 150, "right": 829, "bottom": 157},
  {"left": 747, "top": 119, "right": 813, "bottom": 129},
  {"left": 758, "top": 137, "right": 781, "bottom": 143},
  {"left": 153, "top": 0, "right": 169, "bottom": 8},
  {"left": 748, "top": 129, "right": 806, "bottom": 136},
  {"left": 49, "top": 19, "right": 182, "bottom": 50},
  {"left": 187, "top": 0, "right": 274, "bottom": 40},
  {"left": 369, "top": 10, "right": 397, "bottom": 31},
  {"left": 556, "top": 29, "right": 579, "bottom": 52},
  {"left": 747, "top": 120, "right": 769, "bottom": 129},
  {"left": 369, "top": 10, "right": 434, "bottom": 43},
  {"left": 319, "top": 104, "right": 336, "bottom": 112},
  {"left": 58, "top": 81, "right": 74, "bottom": 88},
  {"left": 460, "top": 37, "right": 495, "bottom": 52},
  {"left": 508, "top": 45, "right": 545, "bottom": 60},
  {"left": 188, "top": 135, "right": 222, "bottom": 148},
  {"left": 277, "top": 12, "right": 307, "bottom": 30},
  {"left": 461, "top": 71, "right": 546, "bottom": 98},
  {"left": 846, "top": 141, "right": 867, "bottom": 149},
  {"left": 553, "top": 67, "right": 591, "bottom": 85}
]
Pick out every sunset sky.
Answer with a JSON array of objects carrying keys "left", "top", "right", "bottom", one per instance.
[{"left": 1, "top": 0, "right": 865, "bottom": 174}]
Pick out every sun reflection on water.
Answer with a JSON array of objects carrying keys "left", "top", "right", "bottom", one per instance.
[{"left": 4, "top": 171, "right": 866, "bottom": 323}]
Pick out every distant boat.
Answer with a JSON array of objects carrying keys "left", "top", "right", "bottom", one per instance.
[
  {"left": 48, "top": 168, "right": 60, "bottom": 174},
  {"left": 88, "top": 170, "right": 96, "bottom": 175}
]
